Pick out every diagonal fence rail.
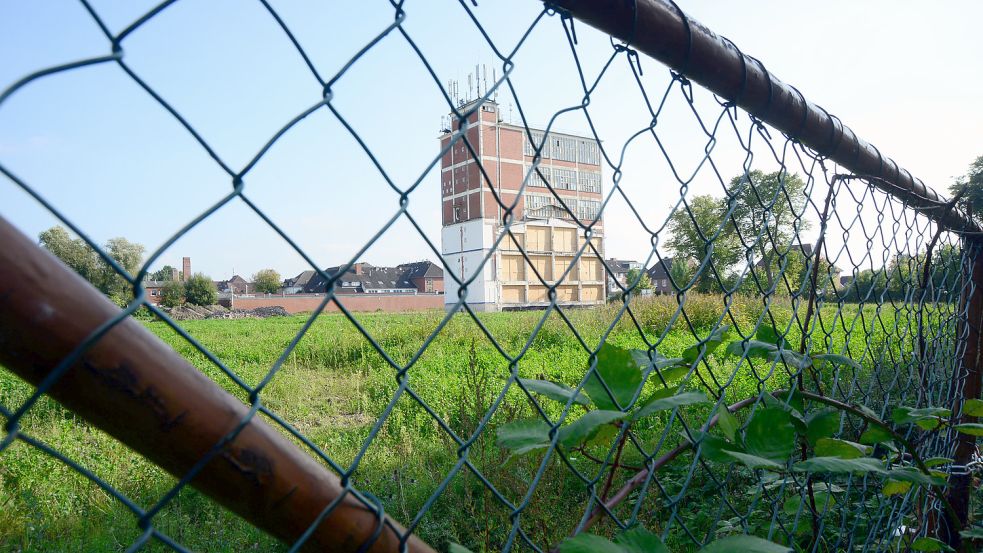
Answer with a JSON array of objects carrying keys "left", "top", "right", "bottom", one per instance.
[{"left": 1, "top": 1, "right": 981, "bottom": 552}]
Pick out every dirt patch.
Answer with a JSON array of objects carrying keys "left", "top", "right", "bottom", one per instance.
[{"left": 165, "top": 305, "right": 289, "bottom": 320}]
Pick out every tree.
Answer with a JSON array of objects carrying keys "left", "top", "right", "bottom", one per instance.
[
  {"left": 947, "top": 154, "right": 983, "bottom": 219},
  {"left": 39, "top": 226, "right": 100, "bottom": 284},
  {"left": 668, "top": 258, "right": 693, "bottom": 291},
  {"left": 726, "top": 170, "right": 809, "bottom": 291},
  {"left": 184, "top": 273, "right": 218, "bottom": 306},
  {"left": 39, "top": 226, "right": 145, "bottom": 306},
  {"left": 252, "top": 269, "right": 282, "bottom": 294},
  {"left": 665, "top": 195, "right": 740, "bottom": 293},
  {"left": 160, "top": 280, "right": 185, "bottom": 308},
  {"left": 150, "top": 265, "right": 177, "bottom": 282},
  {"left": 624, "top": 267, "right": 651, "bottom": 292},
  {"left": 99, "top": 237, "right": 145, "bottom": 303}
]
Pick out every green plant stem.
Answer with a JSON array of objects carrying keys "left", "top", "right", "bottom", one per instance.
[
  {"left": 795, "top": 390, "right": 962, "bottom": 532},
  {"left": 574, "top": 445, "right": 642, "bottom": 472},
  {"left": 599, "top": 427, "right": 629, "bottom": 502},
  {"left": 579, "top": 395, "right": 761, "bottom": 532},
  {"left": 577, "top": 389, "right": 963, "bottom": 538}
]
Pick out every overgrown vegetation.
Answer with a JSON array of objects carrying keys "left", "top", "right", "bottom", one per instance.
[{"left": 2, "top": 296, "right": 980, "bottom": 551}]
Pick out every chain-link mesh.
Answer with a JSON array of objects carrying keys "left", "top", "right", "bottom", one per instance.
[{"left": 1, "top": 1, "right": 980, "bottom": 552}]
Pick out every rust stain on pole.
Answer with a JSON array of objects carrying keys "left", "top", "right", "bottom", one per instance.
[
  {"left": 0, "top": 216, "right": 435, "bottom": 553},
  {"left": 545, "top": 0, "right": 978, "bottom": 234}
]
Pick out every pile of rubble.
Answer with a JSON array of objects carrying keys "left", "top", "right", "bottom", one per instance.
[{"left": 165, "top": 304, "right": 289, "bottom": 320}]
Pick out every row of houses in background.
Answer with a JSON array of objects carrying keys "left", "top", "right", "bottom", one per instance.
[
  {"left": 606, "top": 244, "right": 852, "bottom": 295},
  {"left": 143, "top": 258, "right": 445, "bottom": 307}
]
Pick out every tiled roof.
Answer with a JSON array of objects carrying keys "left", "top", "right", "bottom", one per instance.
[{"left": 302, "top": 261, "right": 442, "bottom": 294}]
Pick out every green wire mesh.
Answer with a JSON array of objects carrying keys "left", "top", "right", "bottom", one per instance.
[{"left": 0, "top": 1, "right": 978, "bottom": 552}]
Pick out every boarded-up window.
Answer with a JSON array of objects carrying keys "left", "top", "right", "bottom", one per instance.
[
  {"left": 528, "top": 256, "right": 552, "bottom": 281},
  {"left": 554, "top": 228, "right": 576, "bottom": 252},
  {"left": 581, "top": 257, "right": 602, "bottom": 281},
  {"left": 503, "top": 232, "right": 524, "bottom": 251},
  {"left": 554, "top": 256, "right": 578, "bottom": 281},
  {"left": 556, "top": 286, "right": 578, "bottom": 302},
  {"left": 502, "top": 285, "right": 525, "bottom": 303},
  {"left": 502, "top": 255, "right": 525, "bottom": 281},
  {"left": 581, "top": 285, "right": 603, "bottom": 301},
  {"left": 528, "top": 285, "right": 548, "bottom": 303},
  {"left": 527, "top": 226, "right": 551, "bottom": 251}
]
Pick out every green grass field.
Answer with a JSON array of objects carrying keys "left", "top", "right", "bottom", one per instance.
[{"left": 0, "top": 295, "right": 963, "bottom": 552}]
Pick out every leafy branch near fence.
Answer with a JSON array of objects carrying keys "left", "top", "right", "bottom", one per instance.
[{"left": 474, "top": 325, "right": 983, "bottom": 551}]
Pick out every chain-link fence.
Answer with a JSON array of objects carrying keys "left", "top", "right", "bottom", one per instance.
[{"left": 2, "top": 1, "right": 982, "bottom": 552}]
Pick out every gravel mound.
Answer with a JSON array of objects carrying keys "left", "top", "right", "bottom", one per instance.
[{"left": 166, "top": 305, "right": 288, "bottom": 320}]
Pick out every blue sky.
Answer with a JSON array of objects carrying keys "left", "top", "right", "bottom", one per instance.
[{"left": 2, "top": 1, "right": 981, "bottom": 280}]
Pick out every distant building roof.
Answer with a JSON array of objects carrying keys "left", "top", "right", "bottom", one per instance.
[
  {"left": 286, "top": 270, "right": 316, "bottom": 288},
  {"left": 302, "top": 261, "right": 443, "bottom": 294},
  {"left": 215, "top": 275, "right": 254, "bottom": 293},
  {"left": 647, "top": 258, "right": 678, "bottom": 281},
  {"left": 606, "top": 258, "right": 641, "bottom": 275}
]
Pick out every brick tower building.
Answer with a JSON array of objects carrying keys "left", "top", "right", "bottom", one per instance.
[{"left": 439, "top": 99, "right": 605, "bottom": 311}]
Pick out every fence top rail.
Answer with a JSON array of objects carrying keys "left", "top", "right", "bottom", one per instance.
[{"left": 548, "top": 0, "right": 980, "bottom": 234}]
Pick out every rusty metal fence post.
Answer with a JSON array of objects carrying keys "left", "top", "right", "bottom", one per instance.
[
  {"left": 0, "top": 216, "right": 434, "bottom": 553},
  {"left": 947, "top": 239, "right": 983, "bottom": 548}
]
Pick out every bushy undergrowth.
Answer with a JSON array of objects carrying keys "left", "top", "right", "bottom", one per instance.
[{"left": 0, "top": 296, "right": 963, "bottom": 551}]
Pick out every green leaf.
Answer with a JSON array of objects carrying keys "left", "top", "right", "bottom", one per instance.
[
  {"left": 892, "top": 406, "right": 950, "bottom": 430},
  {"left": 690, "top": 431, "right": 745, "bottom": 463},
  {"left": 653, "top": 365, "right": 690, "bottom": 384},
  {"left": 449, "top": 544, "right": 475, "bottom": 553},
  {"left": 496, "top": 419, "right": 551, "bottom": 455},
  {"left": 811, "top": 353, "right": 861, "bottom": 370},
  {"left": 924, "top": 457, "right": 953, "bottom": 468},
  {"left": 725, "top": 339, "right": 778, "bottom": 359},
  {"left": 587, "top": 423, "right": 620, "bottom": 448},
  {"left": 519, "top": 378, "right": 590, "bottom": 406},
  {"left": 697, "top": 535, "right": 792, "bottom": 553},
  {"left": 787, "top": 489, "right": 838, "bottom": 513},
  {"left": 586, "top": 343, "right": 644, "bottom": 411},
  {"left": 744, "top": 408, "right": 796, "bottom": 462},
  {"left": 761, "top": 393, "right": 806, "bottom": 434},
  {"left": 885, "top": 467, "right": 945, "bottom": 487},
  {"left": 631, "top": 349, "right": 686, "bottom": 373},
  {"left": 961, "top": 525, "right": 983, "bottom": 538},
  {"left": 793, "top": 457, "right": 885, "bottom": 474},
  {"left": 615, "top": 526, "right": 670, "bottom": 553},
  {"left": 755, "top": 324, "right": 787, "bottom": 347},
  {"left": 814, "top": 438, "right": 868, "bottom": 459},
  {"left": 806, "top": 409, "right": 840, "bottom": 446},
  {"left": 769, "top": 349, "right": 812, "bottom": 370},
  {"left": 716, "top": 404, "right": 741, "bottom": 442},
  {"left": 636, "top": 385, "right": 680, "bottom": 411},
  {"left": 859, "top": 425, "right": 894, "bottom": 445},
  {"left": 882, "top": 479, "right": 912, "bottom": 497},
  {"left": 559, "top": 410, "right": 626, "bottom": 448},
  {"left": 954, "top": 423, "right": 983, "bottom": 436},
  {"left": 723, "top": 450, "right": 784, "bottom": 470},
  {"left": 559, "top": 533, "right": 624, "bottom": 553},
  {"left": 964, "top": 398, "right": 983, "bottom": 417},
  {"left": 911, "top": 536, "right": 954, "bottom": 552},
  {"left": 632, "top": 391, "right": 709, "bottom": 422},
  {"left": 683, "top": 325, "right": 730, "bottom": 363}
]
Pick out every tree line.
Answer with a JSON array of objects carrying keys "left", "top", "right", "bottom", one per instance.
[
  {"left": 37, "top": 226, "right": 281, "bottom": 309},
  {"left": 660, "top": 166, "right": 973, "bottom": 301}
]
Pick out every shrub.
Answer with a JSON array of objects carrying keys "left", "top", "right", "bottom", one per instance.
[
  {"left": 160, "top": 280, "right": 185, "bottom": 308},
  {"left": 184, "top": 273, "right": 218, "bottom": 306}
]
